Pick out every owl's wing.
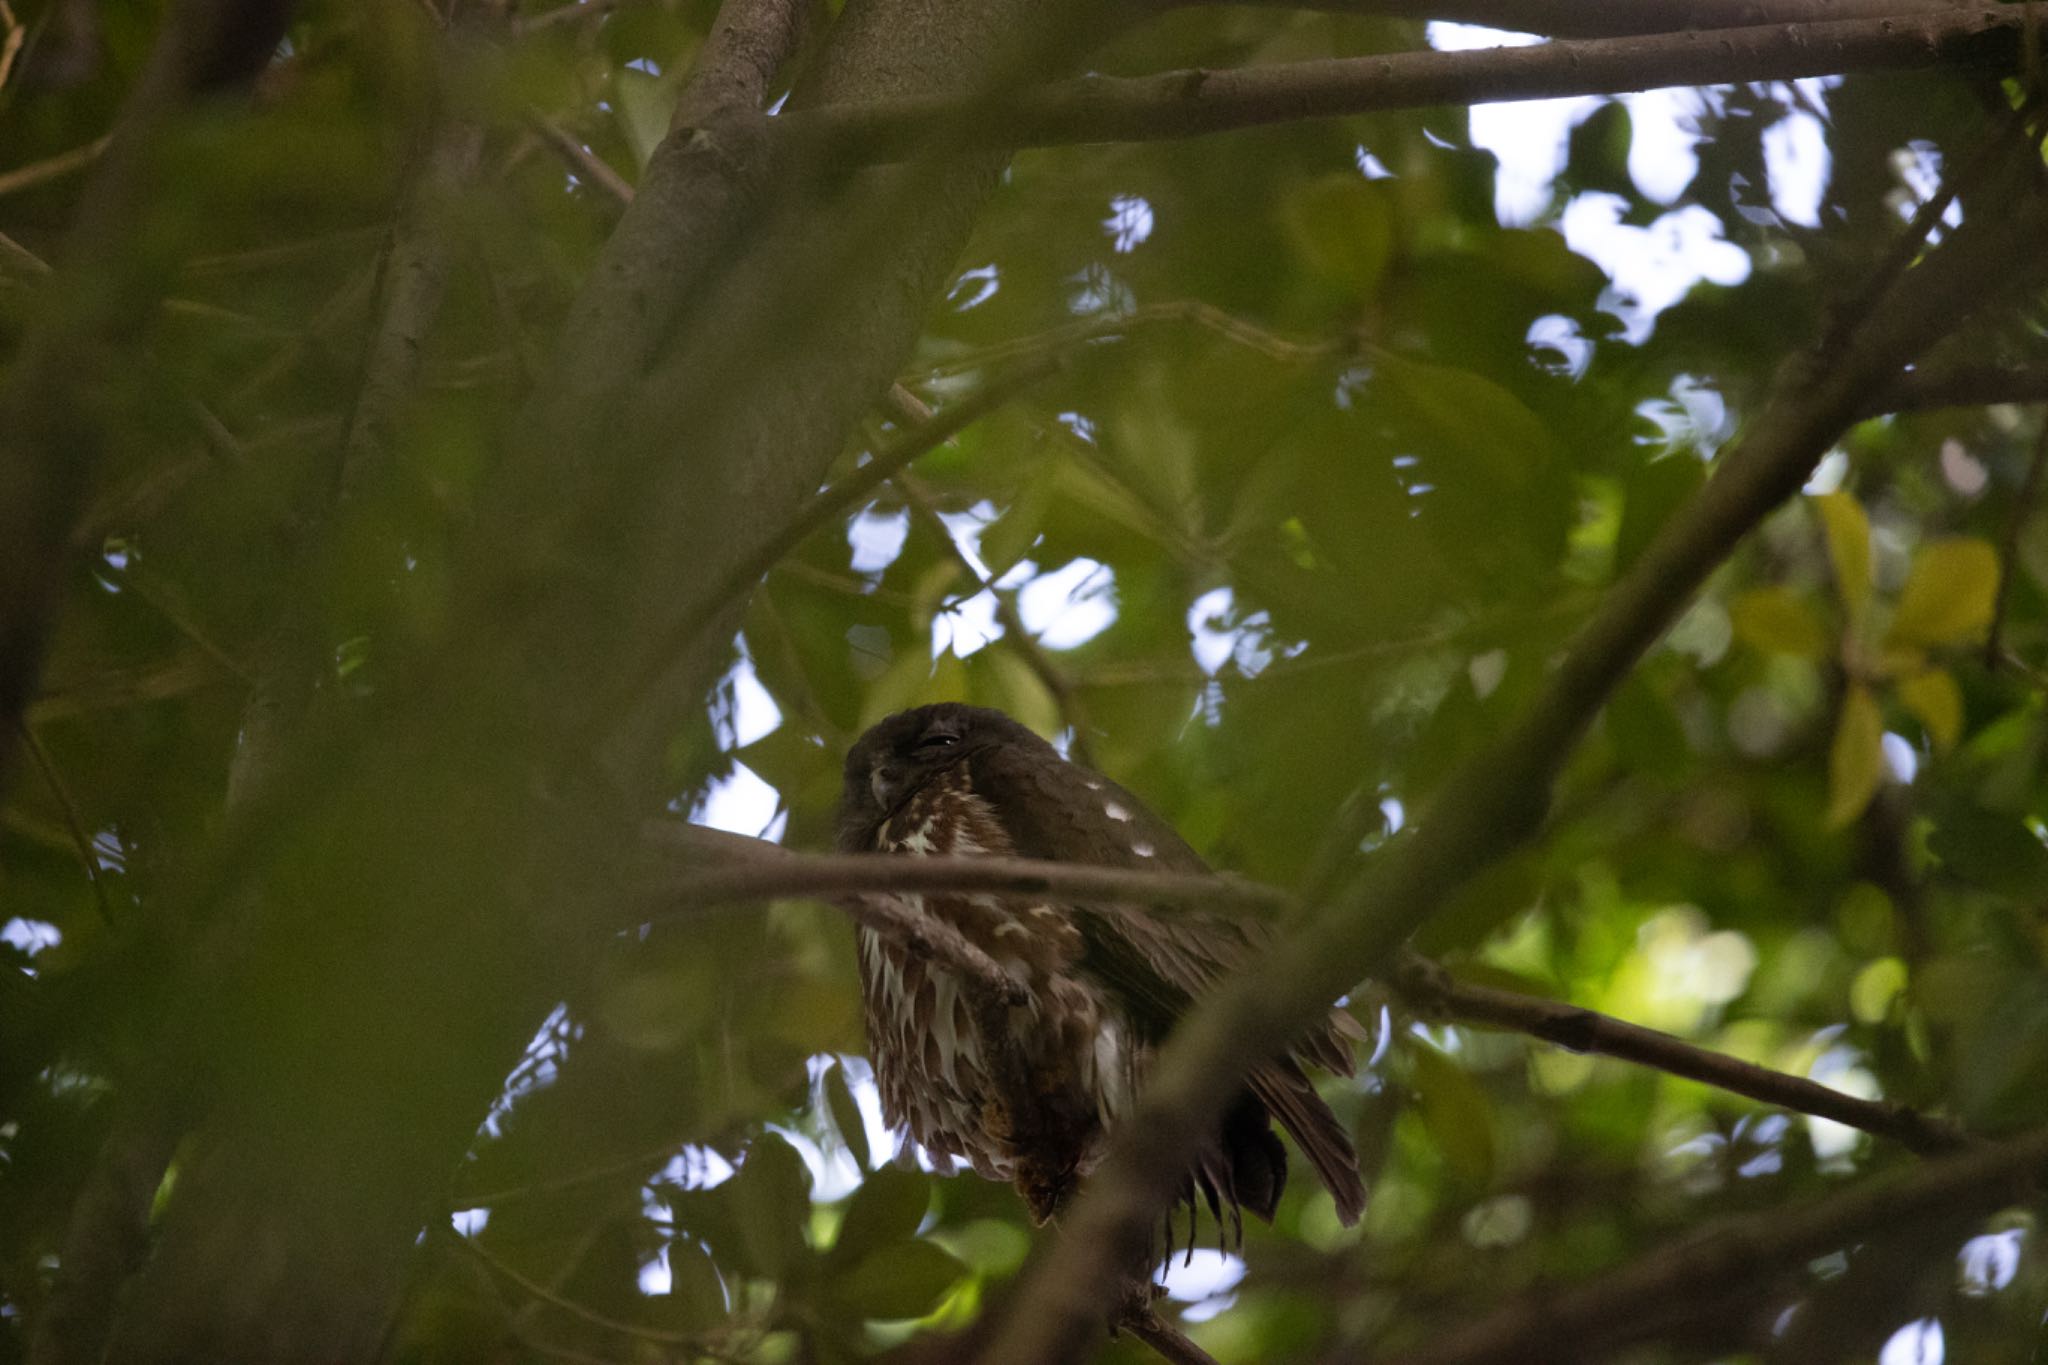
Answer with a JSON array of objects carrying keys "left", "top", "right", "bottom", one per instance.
[
  {"left": 966, "top": 738, "right": 1356, "bottom": 1061},
  {"left": 968, "top": 740, "right": 1367, "bottom": 1225}
]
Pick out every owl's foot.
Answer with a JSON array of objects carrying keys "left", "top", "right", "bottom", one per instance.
[{"left": 1015, "top": 1163, "right": 1078, "bottom": 1224}]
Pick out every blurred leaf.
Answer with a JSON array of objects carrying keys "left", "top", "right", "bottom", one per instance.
[
  {"left": 1278, "top": 173, "right": 1396, "bottom": 296},
  {"left": 1372, "top": 349, "right": 1560, "bottom": 488},
  {"left": 666, "top": 1238, "right": 729, "bottom": 1331},
  {"left": 831, "top": 1165, "right": 931, "bottom": 1267},
  {"left": 1850, "top": 957, "right": 1907, "bottom": 1025},
  {"left": 732, "top": 1132, "right": 811, "bottom": 1277},
  {"left": 1896, "top": 668, "right": 1963, "bottom": 752},
  {"left": 1407, "top": 1041, "right": 1495, "bottom": 1187},
  {"left": 834, "top": 1238, "right": 968, "bottom": 1320},
  {"left": 1826, "top": 684, "right": 1885, "bottom": 829},
  {"left": 1729, "top": 586, "right": 1828, "bottom": 659},
  {"left": 1886, "top": 538, "right": 1998, "bottom": 649},
  {"left": 1603, "top": 672, "right": 1691, "bottom": 779},
  {"left": 1413, "top": 851, "right": 1543, "bottom": 955},
  {"left": 1813, "top": 493, "right": 1872, "bottom": 625},
  {"left": 1615, "top": 456, "right": 1704, "bottom": 577},
  {"left": 823, "top": 1061, "right": 871, "bottom": 1172},
  {"left": 1927, "top": 801, "right": 2048, "bottom": 899}
]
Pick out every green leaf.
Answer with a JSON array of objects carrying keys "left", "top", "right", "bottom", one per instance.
[
  {"left": 1825, "top": 684, "right": 1885, "bottom": 829},
  {"left": 1371, "top": 349, "right": 1561, "bottom": 487},
  {"left": 831, "top": 1166, "right": 931, "bottom": 1268},
  {"left": 1278, "top": 173, "right": 1397, "bottom": 295},
  {"left": 1728, "top": 586, "right": 1828, "bottom": 658},
  {"left": 1927, "top": 802, "right": 2048, "bottom": 899},
  {"left": 1850, "top": 957, "right": 1908, "bottom": 1025},
  {"left": 1886, "top": 537, "right": 1999, "bottom": 648},
  {"left": 1615, "top": 456, "right": 1704, "bottom": 577},
  {"left": 1812, "top": 493, "right": 1871, "bottom": 625},
  {"left": 666, "top": 1239, "right": 730, "bottom": 1331},
  {"left": 732, "top": 1132, "right": 812, "bottom": 1277},
  {"left": 823, "top": 1061, "right": 872, "bottom": 1173},
  {"left": 1408, "top": 1040, "right": 1495, "bottom": 1187},
  {"left": 1896, "top": 668, "right": 1963, "bottom": 752},
  {"left": 835, "top": 1239, "right": 968, "bottom": 1320}
]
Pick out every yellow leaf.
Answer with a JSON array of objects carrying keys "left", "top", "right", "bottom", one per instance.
[
  {"left": 1813, "top": 493, "right": 1872, "bottom": 625},
  {"left": 1826, "top": 684, "right": 1886, "bottom": 829},
  {"left": 1729, "top": 585, "right": 1828, "bottom": 658},
  {"left": 1897, "top": 668, "right": 1963, "bottom": 752},
  {"left": 1886, "top": 537, "right": 2000, "bottom": 648}
]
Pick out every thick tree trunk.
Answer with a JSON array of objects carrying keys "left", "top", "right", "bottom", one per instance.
[{"left": 100, "top": 1, "right": 1081, "bottom": 1358}]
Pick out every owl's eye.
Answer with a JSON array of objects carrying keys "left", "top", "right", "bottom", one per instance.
[{"left": 914, "top": 732, "right": 960, "bottom": 755}]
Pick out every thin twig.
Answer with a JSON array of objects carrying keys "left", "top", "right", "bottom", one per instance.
[
  {"left": 0, "top": 228, "right": 49, "bottom": 275},
  {"left": 920, "top": 299, "right": 1344, "bottom": 379},
  {"left": 1393, "top": 954, "right": 1968, "bottom": 1156},
  {"left": 455, "top": 1138, "right": 702, "bottom": 1205},
  {"left": 15, "top": 718, "right": 116, "bottom": 925},
  {"left": 527, "top": 111, "right": 635, "bottom": 207},
  {"left": 0, "top": 0, "right": 25, "bottom": 92},
  {"left": 639, "top": 827, "right": 1292, "bottom": 918},
  {"left": 453, "top": 1233, "right": 704, "bottom": 1347},
  {"left": 1987, "top": 412, "right": 2048, "bottom": 670},
  {"left": 0, "top": 134, "right": 112, "bottom": 198},
  {"left": 1122, "top": 1307, "right": 1223, "bottom": 1365},
  {"left": 512, "top": 0, "right": 629, "bottom": 34},
  {"left": 119, "top": 573, "right": 252, "bottom": 685}
]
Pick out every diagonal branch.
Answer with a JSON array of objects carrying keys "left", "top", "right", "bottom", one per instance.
[
  {"left": 1391, "top": 954, "right": 1969, "bottom": 1156},
  {"left": 968, "top": 97, "right": 2048, "bottom": 1365},
  {"left": 784, "top": 8, "right": 2022, "bottom": 160},
  {"left": 639, "top": 823, "right": 1964, "bottom": 1154},
  {"left": 519, "top": 0, "right": 809, "bottom": 450},
  {"left": 1374, "top": 1124, "right": 2048, "bottom": 1365}
]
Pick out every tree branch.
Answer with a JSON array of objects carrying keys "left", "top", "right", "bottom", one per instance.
[
  {"left": 1871, "top": 361, "right": 2048, "bottom": 415},
  {"left": 1372, "top": 1125, "right": 2048, "bottom": 1365},
  {"left": 968, "top": 99, "right": 2048, "bottom": 1365},
  {"left": 1392, "top": 954, "right": 1969, "bottom": 1156},
  {"left": 784, "top": 8, "right": 2021, "bottom": 160},
  {"left": 641, "top": 822, "right": 1964, "bottom": 1153},
  {"left": 519, "top": 0, "right": 808, "bottom": 450},
  {"left": 1145, "top": 0, "right": 1963, "bottom": 42},
  {"left": 638, "top": 821, "right": 1291, "bottom": 917}
]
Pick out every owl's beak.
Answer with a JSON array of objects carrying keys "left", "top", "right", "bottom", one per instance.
[{"left": 869, "top": 762, "right": 903, "bottom": 812}]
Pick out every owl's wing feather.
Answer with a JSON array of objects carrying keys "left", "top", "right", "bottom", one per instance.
[{"left": 966, "top": 741, "right": 1367, "bottom": 1225}]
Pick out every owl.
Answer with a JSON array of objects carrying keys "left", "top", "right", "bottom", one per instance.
[{"left": 837, "top": 703, "right": 1364, "bottom": 1243}]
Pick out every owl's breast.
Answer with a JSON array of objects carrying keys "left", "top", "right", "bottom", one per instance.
[{"left": 858, "top": 764, "right": 1132, "bottom": 1179}]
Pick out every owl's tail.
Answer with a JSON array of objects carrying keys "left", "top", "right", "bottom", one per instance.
[{"left": 1247, "top": 1059, "right": 1366, "bottom": 1226}]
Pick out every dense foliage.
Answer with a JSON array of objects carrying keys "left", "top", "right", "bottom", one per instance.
[{"left": 4, "top": 1, "right": 2047, "bottom": 1361}]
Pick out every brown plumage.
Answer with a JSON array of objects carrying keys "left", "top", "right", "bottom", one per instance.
[{"left": 837, "top": 703, "right": 1366, "bottom": 1243}]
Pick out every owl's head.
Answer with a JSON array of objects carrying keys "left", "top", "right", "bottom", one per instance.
[{"left": 837, "top": 703, "right": 1049, "bottom": 846}]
